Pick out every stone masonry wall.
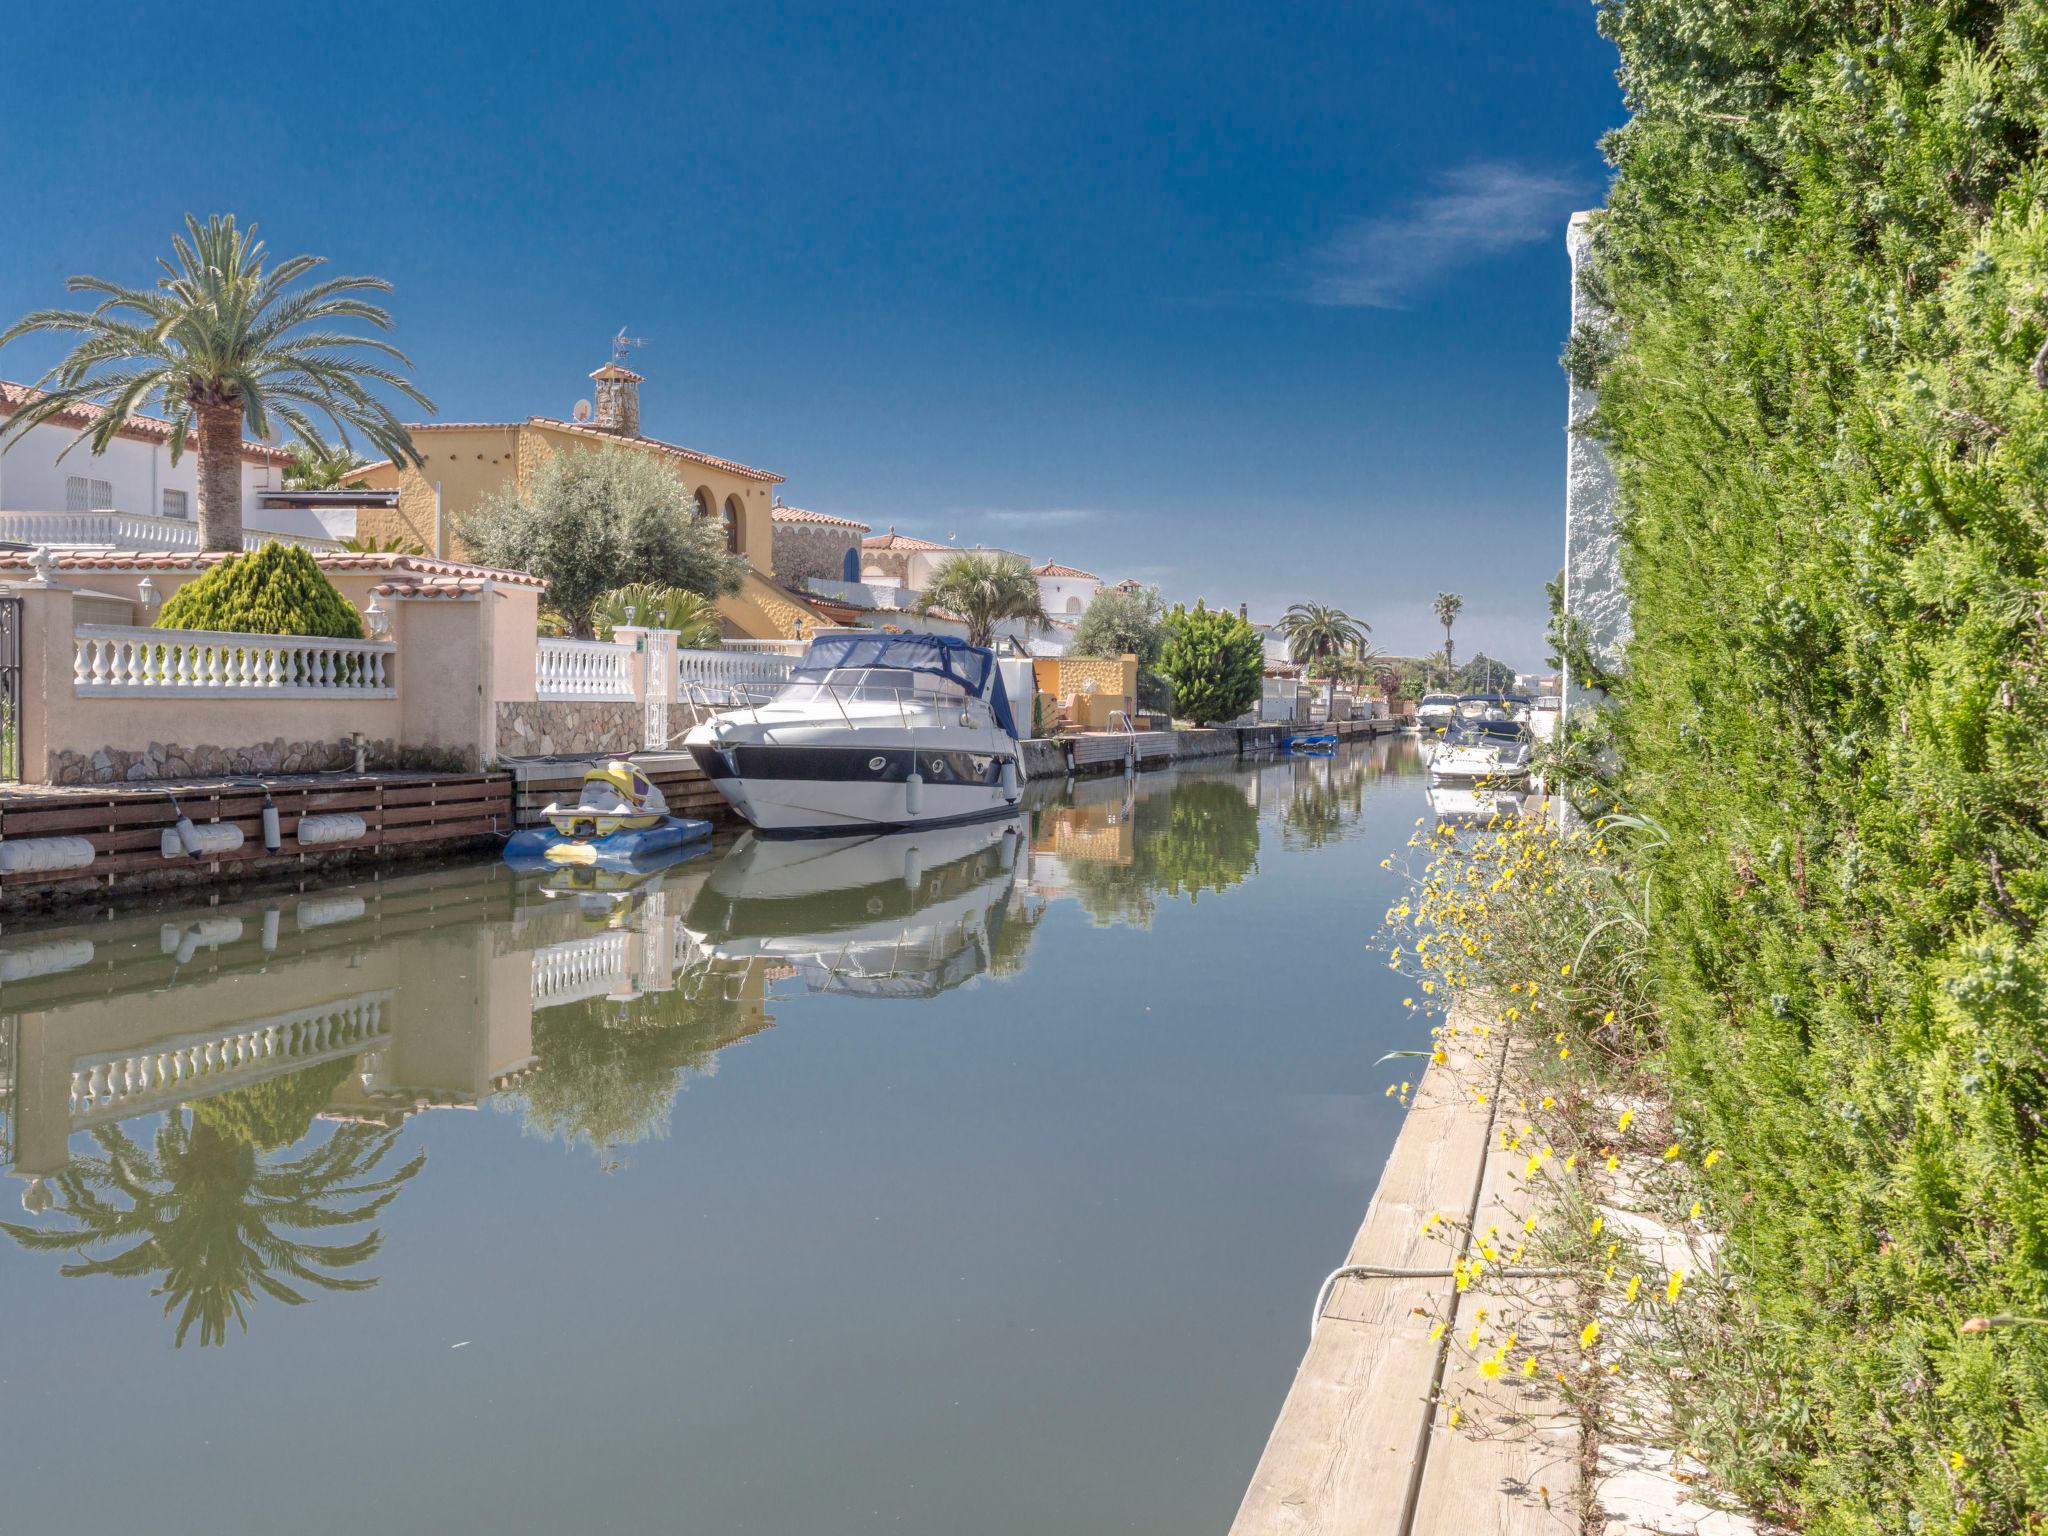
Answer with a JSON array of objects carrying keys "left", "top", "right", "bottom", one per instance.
[
  {"left": 49, "top": 736, "right": 415, "bottom": 785},
  {"left": 495, "top": 700, "right": 642, "bottom": 760},
  {"left": 773, "top": 521, "right": 862, "bottom": 584}
]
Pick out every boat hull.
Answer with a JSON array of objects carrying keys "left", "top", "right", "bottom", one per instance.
[
  {"left": 502, "top": 816, "right": 714, "bottom": 871},
  {"left": 688, "top": 742, "right": 1022, "bottom": 835}
]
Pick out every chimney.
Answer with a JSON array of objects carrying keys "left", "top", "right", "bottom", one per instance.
[
  {"left": 1239, "top": 602, "right": 1249, "bottom": 620},
  {"left": 589, "top": 363, "right": 643, "bottom": 436}
]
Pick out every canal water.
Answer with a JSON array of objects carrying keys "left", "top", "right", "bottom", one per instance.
[{"left": 0, "top": 739, "right": 1428, "bottom": 1535}]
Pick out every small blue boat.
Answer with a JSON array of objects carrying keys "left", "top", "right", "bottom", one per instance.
[
  {"left": 503, "top": 760, "right": 714, "bottom": 872},
  {"left": 1284, "top": 733, "right": 1338, "bottom": 755}
]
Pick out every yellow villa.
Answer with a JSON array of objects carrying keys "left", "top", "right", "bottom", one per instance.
[{"left": 353, "top": 357, "right": 835, "bottom": 640}]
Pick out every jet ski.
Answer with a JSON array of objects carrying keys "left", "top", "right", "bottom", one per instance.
[{"left": 503, "top": 760, "right": 714, "bottom": 871}]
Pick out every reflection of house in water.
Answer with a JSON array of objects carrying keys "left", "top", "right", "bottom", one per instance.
[
  {"left": 0, "top": 857, "right": 782, "bottom": 1202},
  {"left": 1023, "top": 776, "right": 1136, "bottom": 900}
]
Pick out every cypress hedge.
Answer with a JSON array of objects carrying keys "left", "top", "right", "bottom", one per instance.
[
  {"left": 157, "top": 542, "right": 365, "bottom": 639},
  {"left": 1588, "top": 2, "right": 2048, "bottom": 1528}
]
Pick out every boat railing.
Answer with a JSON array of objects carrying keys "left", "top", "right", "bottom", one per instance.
[{"left": 682, "top": 667, "right": 1000, "bottom": 738}]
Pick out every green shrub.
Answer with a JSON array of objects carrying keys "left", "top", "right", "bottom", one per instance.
[
  {"left": 157, "top": 542, "right": 364, "bottom": 639},
  {"left": 1585, "top": 3, "right": 2048, "bottom": 1528},
  {"left": 1156, "top": 601, "right": 1263, "bottom": 725},
  {"left": 194, "top": 1055, "right": 358, "bottom": 1151}
]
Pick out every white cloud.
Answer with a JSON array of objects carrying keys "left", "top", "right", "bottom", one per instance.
[
  {"left": 958, "top": 507, "right": 1104, "bottom": 528},
  {"left": 1303, "top": 162, "right": 1580, "bottom": 309}
]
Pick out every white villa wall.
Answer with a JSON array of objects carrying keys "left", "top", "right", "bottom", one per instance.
[
  {"left": 1563, "top": 211, "right": 1630, "bottom": 717},
  {"left": 1037, "top": 573, "right": 1099, "bottom": 616},
  {"left": 0, "top": 417, "right": 287, "bottom": 528}
]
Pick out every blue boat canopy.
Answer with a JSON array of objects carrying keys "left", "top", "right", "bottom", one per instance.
[{"left": 797, "top": 632, "right": 1021, "bottom": 738}]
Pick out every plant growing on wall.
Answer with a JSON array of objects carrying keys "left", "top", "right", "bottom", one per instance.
[
  {"left": 1156, "top": 601, "right": 1263, "bottom": 725},
  {"left": 913, "top": 551, "right": 1049, "bottom": 649},
  {"left": 458, "top": 444, "right": 746, "bottom": 638},
  {"left": 157, "top": 542, "right": 364, "bottom": 639},
  {"left": 0, "top": 213, "right": 432, "bottom": 552}
]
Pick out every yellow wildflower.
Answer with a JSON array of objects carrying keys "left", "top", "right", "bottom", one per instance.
[
  {"left": 1666, "top": 1270, "right": 1686, "bottom": 1303},
  {"left": 1663, "top": 1144, "right": 1681, "bottom": 1162},
  {"left": 1625, "top": 1274, "right": 1641, "bottom": 1304},
  {"left": 1520, "top": 1355, "right": 1538, "bottom": 1378},
  {"left": 1702, "top": 1149, "right": 1724, "bottom": 1169},
  {"left": 1429, "top": 1320, "right": 1445, "bottom": 1342},
  {"left": 1448, "top": 1405, "right": 1462, "bottom": 1429},
  {"left": 1479, "top": 1356, "right": 1504, "bottom": 1379},
  {"left": 1580, "top": 1321, "right": 1601, "bottom": 1350}
]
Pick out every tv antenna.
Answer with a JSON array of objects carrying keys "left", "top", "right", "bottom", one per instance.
[{"left": 611, "top": 326, "right": 648, "bottom": 367}]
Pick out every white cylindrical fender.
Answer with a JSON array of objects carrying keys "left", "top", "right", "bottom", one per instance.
[
  {"left": 999, "top": 757, "right": 1019, "bottom": 801},
  {"left": 903, "top": 844, "right": 922, "bottom": 890},
  {"left": 261, "top": 907, "right": 281, "bottom": 952},
  {"left": 0, "top": 836, "right": 97, "bottom": 874},
  {"left": 297, "top": 813, "right": 367, "bottom": 848},
  {"left": 181, "top": 822, "right": 244, "bottom": 857},
  {"left": 261, "top": 804, "right": 282, "bottom": 852},
  {"left": 997, "top": 826, "right": 1018, "bottom": 871},
  {"left": 905, "top": 771, "right": 924, "bottom": 818}
]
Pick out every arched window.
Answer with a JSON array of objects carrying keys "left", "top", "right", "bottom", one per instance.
[
  {"left": 1065, "top": 595, "right": 1084, "bottom": 614},
  {"left": 722, "top": 495, "right": 744, "bottom": 555},
  {"left": 691, "top": 487, "right": 712, "bottom": 521}
]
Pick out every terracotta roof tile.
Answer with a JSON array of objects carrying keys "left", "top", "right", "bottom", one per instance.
[
  {"left": 0, "top": 380, "right": 296, "bottom": 465},
  {"left": 861, "top": 529, "right": 950, "bottom": 552},
  {"left": 1032, "top": 560, "right": 1099, "bottom": 580},
  {"left": 357, "top": 418, "right": 786, "bottom": 485},
  {"left": 0, "top": 547, "right": 549, "bottom": 588},
  {"left": 772, "top": 505, "right": 871, "bottom": 531}
]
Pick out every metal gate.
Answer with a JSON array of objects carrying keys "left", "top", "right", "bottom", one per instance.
[{"left": 0, "top": 594, "right": 18, "bottom": 782}]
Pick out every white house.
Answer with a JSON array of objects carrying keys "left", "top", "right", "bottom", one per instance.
[
  {"left": 1032, "top": 560, "right": 1100, "bottom": 617},
  {"left": 0, "top": 381, "right": 348, "bottom": 549}
]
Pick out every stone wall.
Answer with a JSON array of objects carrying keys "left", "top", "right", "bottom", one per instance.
[
  {"left": 495, "top": 700, "right": 642, "bottom": 760},
  {"left": 49, "top": 736, "right": 408, "bottom": 785},
  {"left": 773, "top": 521, "right": 862, "bottom": 584},
  {"left": 1563, "top": 211, "right": 1631, "bottom": 717}
]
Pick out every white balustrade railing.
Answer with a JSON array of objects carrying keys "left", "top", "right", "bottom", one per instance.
[
  {"left": 721, "top": 638, "right": 809, "bottom": 655},
  {"left": 74, "top": 624, "right": 396, "bottom": 698},
  {"left": 0, "top": 508, "right": 342, "bottom": 553},
  {"left": 67, "top": 992, "right": 393, "bottom": 1128},
  {"left": 537, "top": 636, "right": 634, "bottom": 701},
  {"left": 677, "top": 646, "right": 798, "bottom": 691}
]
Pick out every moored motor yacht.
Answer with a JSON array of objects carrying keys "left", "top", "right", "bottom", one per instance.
[
  {"left": 1428, "top": 716, "right": 1534, "bottom": 787},
  {"left": 683, "top": 632, "right": 1029, "bottom": 835}
]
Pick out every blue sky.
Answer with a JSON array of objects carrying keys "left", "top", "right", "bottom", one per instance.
[{"left": 0, "top": 0, "right": 1621, "bottom": 666}]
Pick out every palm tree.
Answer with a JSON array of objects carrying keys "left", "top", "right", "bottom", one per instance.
[
  {"left": 1, "top": 1112, "right": 423, "bottom": 1347},
  {"left": 914, "top": 551, "right": 1049, "bottom": 649},
  {"left": 1432, "top": 592, "right": 1465, "bottom": 686},
  {"left": 0, "top": 214, "right": 433, "bottom": 552},
  {"left": 1276, "top": 602, "right": 1371, "bottom": 670}
]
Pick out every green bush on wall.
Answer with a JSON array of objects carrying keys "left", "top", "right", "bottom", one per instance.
[
  {"left": 1589, "top": 3, "right": 2048, "bottom": 1530},
  {"left": 157, "top": 542, "right": 365, "bottom": 640}
]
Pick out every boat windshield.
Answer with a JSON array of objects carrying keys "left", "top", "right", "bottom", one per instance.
[
  {"left": 779, "top": 665, "right": 975, "bottom": 705},
  {"left": 1444, "top": 719, "right": 1529, "bottom": 747}
]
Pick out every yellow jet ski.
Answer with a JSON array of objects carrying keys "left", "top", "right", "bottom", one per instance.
[{"left": 504, "top": 760, "right": 714, "bottom": 870}]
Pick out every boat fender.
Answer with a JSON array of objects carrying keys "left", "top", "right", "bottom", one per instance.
[
  {"left": 999, "top": 757, "right": 1019, "bottom": 801},
  {"left": 176, "top": 821, "right": 244, "bottom": 858},
  {"left": 904, "top": 845, "right": 922, "bottom": 890},
  {"left": 298, "top": 813, "right": 367, "bottom": 847},
  {"left": 998, "top": 826, "right": 1018, "bottom": 871},
  {"left": 905, "top": 770, "right": 924, "bottom": 818},
  {"left": 261, "top": 802, "right": 282, "bottom": 852},
  {"left": 261, "top": 906, "right": 281, "bottom": 952},
  {"left": 0, "top": 836, "right": 97, "bottom": 874},
  {"left": 0, "top": 938, "right": 94, "bottom": 982}
]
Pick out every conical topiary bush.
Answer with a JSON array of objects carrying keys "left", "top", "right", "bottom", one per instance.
[{"left": 157, "top": 542, "right": 365, "bottom": 640}]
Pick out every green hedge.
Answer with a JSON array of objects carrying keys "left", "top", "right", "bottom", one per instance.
[{"left": 1590, "top": 3, "right": 2048, "bottom": 1529}]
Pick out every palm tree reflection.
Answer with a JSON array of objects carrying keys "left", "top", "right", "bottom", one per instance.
[{"left": 2, "top": 1088, "right": 422, "bottom": 1347}]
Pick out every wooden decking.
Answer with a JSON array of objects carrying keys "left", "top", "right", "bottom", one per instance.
[{"left": 1229, "top": 1025, "right": 1579, "bottom": 1535}]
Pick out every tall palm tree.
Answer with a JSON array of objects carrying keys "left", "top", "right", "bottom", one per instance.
[
  {"left": 914, "top": 551, "right": 1049, "bottom": 649},
  {"left": 1, "top": 1111, "right": 423, "bottom": 1347},
  {"left": 0, "top": 214, "right": 433, "bottom": 552},
  {"left": 1432, "top": 592, "right": 1465, "bottom": 686},
  {"left": 1276, "top": 602, "right": 1371, "bottom": 670}
]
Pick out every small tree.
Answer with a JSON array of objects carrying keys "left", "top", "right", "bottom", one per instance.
[
  {"left": 457, "top": 444, "right": 746, "bottom": 637},
  {"left": 914, "top": 551, "right": 1048, "bottom": 649},
  {"left": 1070, "top": 583, "right": 1165, "bottom": 666},
  {"left": 157, "top": 542, "right": 364, "bottom": 639},
  {"left": 1432, "top": 591, "right": 1464, "bottom": 684},
  {"left": 1156, "top": 601, "right": 1264, "bottom": 725}
]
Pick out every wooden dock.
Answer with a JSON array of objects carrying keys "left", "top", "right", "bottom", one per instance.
[{"left": 1228, "top": 1023, "right": 1579, "bottom": 1535}]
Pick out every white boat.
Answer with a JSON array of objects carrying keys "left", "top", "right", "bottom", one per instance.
[
  {"left": 1429, "top": 717, "right": 1534, "bottom": 787},
  {"left": 683, "top": 633, "right": 1029, "bottom": 835},
  {"left": 1416, "top": 693, "right": 1458, "bottom": 733}
]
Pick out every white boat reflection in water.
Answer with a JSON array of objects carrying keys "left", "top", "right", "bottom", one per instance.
[
  {"left": 1427, "top": 782, "right": 1534, "bottom": 826},
  {"left": 679, "top": 817, "right": 1026, "bottom": 999}
]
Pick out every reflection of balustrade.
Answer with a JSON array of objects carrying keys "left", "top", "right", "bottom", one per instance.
[
  {"left": 530, "top": 932, "right": 632, "bottom": 1008},
  {"left": 66, "top": 991, "right": 394, "bottom": 1128}
]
